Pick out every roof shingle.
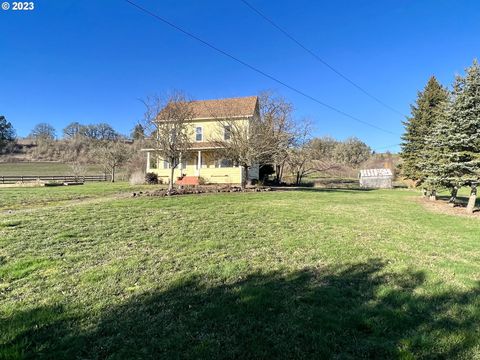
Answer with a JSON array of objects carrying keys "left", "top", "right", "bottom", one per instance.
[{"left": 158, "top": 96, "right": 258, "bottom": 120}]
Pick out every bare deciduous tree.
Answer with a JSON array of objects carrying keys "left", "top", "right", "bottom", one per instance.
[
  {"left": 286, "top": 131, "right": 367, "bottom": 185},
  {"left": 309, "top": 136, "right": 339, "bottom": 160},
  {"left": 96, "top": 123, "right": 118, "bottom": 141},
  {"left": 94, "top": 140, "right": 131, "bottom": 182},
  {"left": 63, "top": 122, "right": 83, "bottom": 140},
  {"left": 69, "top": 160, "right": 88, "bottom": 178},
  {"left": 29, "top": 123, "right": 56, "bottom": 143},
  {"left": 332, "top": 137, "right": 371, "bottom": 167},
  {"left": 142, "top": 91, "right": 195, "bottom": 192},
  {"left": 211, "top": 92, "right": 298, "bottom": 188},
  {"left": 211, "top": 112, "right": 277, "bottom": 188},
  {"left": 285, "top": 121, "right": 314, "bottom": 185},
  {"left": 258, "top": 92, "right": 296, "bottom": 184}
]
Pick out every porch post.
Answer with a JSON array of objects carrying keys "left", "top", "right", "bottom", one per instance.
[
  {"left": 197, "top": 150, "right": 202, "bottom": 177},
  {"left": 179, "top": 152, "right": 182, "bottom": 175},
  {"left": 146, "top": 151, "right": 150, "bottom": 172}
]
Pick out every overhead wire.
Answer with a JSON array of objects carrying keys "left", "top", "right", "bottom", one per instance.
[{"left": 124, "top": 0, "right": 400, "bottom": 136}]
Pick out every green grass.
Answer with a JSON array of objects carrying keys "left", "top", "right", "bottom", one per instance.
[
  {"left": 0, "top": 162, "right": 106, "bottom": 176},
  {"left": 1, "top": 184, "right": 480, "bottom": 359},
  {"left": 0, "top": 182, "right": 153, "bottom": 211}
]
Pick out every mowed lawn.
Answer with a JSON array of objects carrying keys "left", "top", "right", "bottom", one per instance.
[{"left": 1, "top": 184, "right": 480, "bottom": 359}]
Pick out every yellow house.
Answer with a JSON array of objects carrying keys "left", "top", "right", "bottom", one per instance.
[{"left": 143, "top": 96, "right": 260, "bottom": 185}]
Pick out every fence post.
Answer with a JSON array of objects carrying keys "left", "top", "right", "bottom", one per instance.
[{"left": 2, "top": 174, "right": 106, "bottom": 184}]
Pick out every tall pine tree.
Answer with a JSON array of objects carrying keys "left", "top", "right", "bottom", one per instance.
[
  {"left": 421, "top": 98, "right": 455, "bottom": 200},
  {"left": 432, "top": 60, "right": 480, "bottom": 213},
  {"left": 401, "top": 77, "right": 449, "bottom": 187}
]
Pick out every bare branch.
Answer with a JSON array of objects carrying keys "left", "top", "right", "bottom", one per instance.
[{"left": 141, "top": 90, "right": 195, "bottom": 191}]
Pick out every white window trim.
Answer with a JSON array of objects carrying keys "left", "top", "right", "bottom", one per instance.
[{"left": 195, "top": 126, "right": 203, "bottom": 142}]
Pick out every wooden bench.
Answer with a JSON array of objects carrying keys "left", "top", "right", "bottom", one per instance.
[{"left": 176, "top": 176, "right": 200, "bottom": 186}]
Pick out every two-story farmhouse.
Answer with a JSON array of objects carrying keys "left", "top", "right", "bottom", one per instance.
[{"left": 143, "top": 96, "right": 260, "bottom": 185}]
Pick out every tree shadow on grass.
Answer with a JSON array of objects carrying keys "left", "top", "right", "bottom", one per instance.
[
  {"left": 272, "top": 186, "right": 374, "bottom": 193},
  {"left": 3, "top": 260, "right": 480, "bottom": 359}
]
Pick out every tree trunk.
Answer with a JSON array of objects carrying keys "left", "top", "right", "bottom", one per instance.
[
  {"left": 168, "top": 165, "right": 175, "bottom": 193},
  {"left": 422, "top": 188, "right": 428, "bottom": 198},
  {"left": 111, "top": 166, "right": 115, "bottom": 183},
  {"left": 274, "top": 164, "right": 281, "bottom": 184},
  {"left": 241, "top": 165, "right": 248, "bottom": 190},
  {"left": 275, "top": 162, "right": 285, "bottom": 184},
  {"left": 448, "top": 186, "right": 458, "bottom": 205},
  {"left": 466, "top": 184, "right": 477, "bottom": 214}
]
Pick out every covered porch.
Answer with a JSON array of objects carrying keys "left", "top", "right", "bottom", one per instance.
[{"left": 145, "top": 148, "right": 243, "bottom": 185}]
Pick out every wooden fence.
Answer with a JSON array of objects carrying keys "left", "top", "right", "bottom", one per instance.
[{"left": 0, "top": 175, "right": 109, "bottom": 184}]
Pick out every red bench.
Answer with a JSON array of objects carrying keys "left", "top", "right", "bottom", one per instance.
[{"left": 176, "top": 176, "right": 200, "bottom": 186}]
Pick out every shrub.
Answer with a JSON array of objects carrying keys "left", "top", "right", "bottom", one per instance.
[
  {"left": 145, "top": 172, "right": 158, "bottom": 185},
  {"left": 130, "top": 171, "right": 146, "bottom": 185}
]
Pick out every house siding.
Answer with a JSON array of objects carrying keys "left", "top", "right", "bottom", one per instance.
[
  {"left": 146, "top": 116, "right": 248, "bottom": 184},
  {"left": 147, "top": 162, "right": 242, "bottom": 184}
]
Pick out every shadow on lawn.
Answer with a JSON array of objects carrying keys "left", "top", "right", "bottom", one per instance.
[
  {"left": 4, "top": 260, "right": 480, "bottom": 359},
  {"left": 437, "top": 194, "right": 479, "bottom": 207},
  {"left": 272, "top": 186, "right": 374, "bottom": 193}
]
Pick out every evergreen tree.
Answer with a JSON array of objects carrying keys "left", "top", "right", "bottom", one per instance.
[
  {"left": 131, "top": 124, "right": 145, "bottom": 141},
  {"left": 420, "top": 99, "right": 454, "bottom": 199},
  {"left": 400, "top": 77, "right": 449, "bottom": 186},
  {"left": 433, "top": 60, "right": 480, "bottom": 212},
  {"left": 0, "top": 115, "right": 16, "bottom": 152}
]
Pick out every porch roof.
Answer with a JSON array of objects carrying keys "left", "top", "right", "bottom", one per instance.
[{"left": 141, "top": 142, "right": 222, "bottom": 152}]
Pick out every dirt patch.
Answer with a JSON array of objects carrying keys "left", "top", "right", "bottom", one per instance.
[
  {"left": 416, "top": 197, "right": 480, "bottom": 218},
  {"left": 0, "top": 181, "right": 45, "bottom": 188},
  {"left": 132, "top": 185, "right": 273, "bottom": 198}
]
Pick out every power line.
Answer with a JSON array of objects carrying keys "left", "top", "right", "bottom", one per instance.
[
  {"left": 124, "top": 0, "right": 398, "bottom": 136},
  {"left": 240, "top": 0, "right": 406, "bottom": 118}
]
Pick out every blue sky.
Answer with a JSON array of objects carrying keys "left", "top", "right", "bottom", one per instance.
[{"left": 1, "top": 0, "right": 479, "bottom": 151}]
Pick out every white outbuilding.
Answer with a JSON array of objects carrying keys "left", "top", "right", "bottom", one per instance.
[{"left": 359, "top": 168, "right": 393, "bottom": 189}]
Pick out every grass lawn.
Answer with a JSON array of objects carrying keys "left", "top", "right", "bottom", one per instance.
[
  {"left": 0, "top": 183, "right": 153, "bottom": 211},
  {"left": 1, "top": 183, "right": 480, "bottom": 359}
]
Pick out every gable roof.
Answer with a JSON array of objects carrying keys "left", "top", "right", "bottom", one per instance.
[
  {"left": 158, "top": 96, "right": 258, "bottom": 121},
  {"left": 189, "top": 96, "right": 258, "bottom": 119}
]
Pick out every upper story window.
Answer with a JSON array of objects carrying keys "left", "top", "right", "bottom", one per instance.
[
  {"left": 224, "top": 125, "right": 231, "bottom": 140},
  {"left": 195, "top": 126, "right": 203, "bottom": 142}
]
